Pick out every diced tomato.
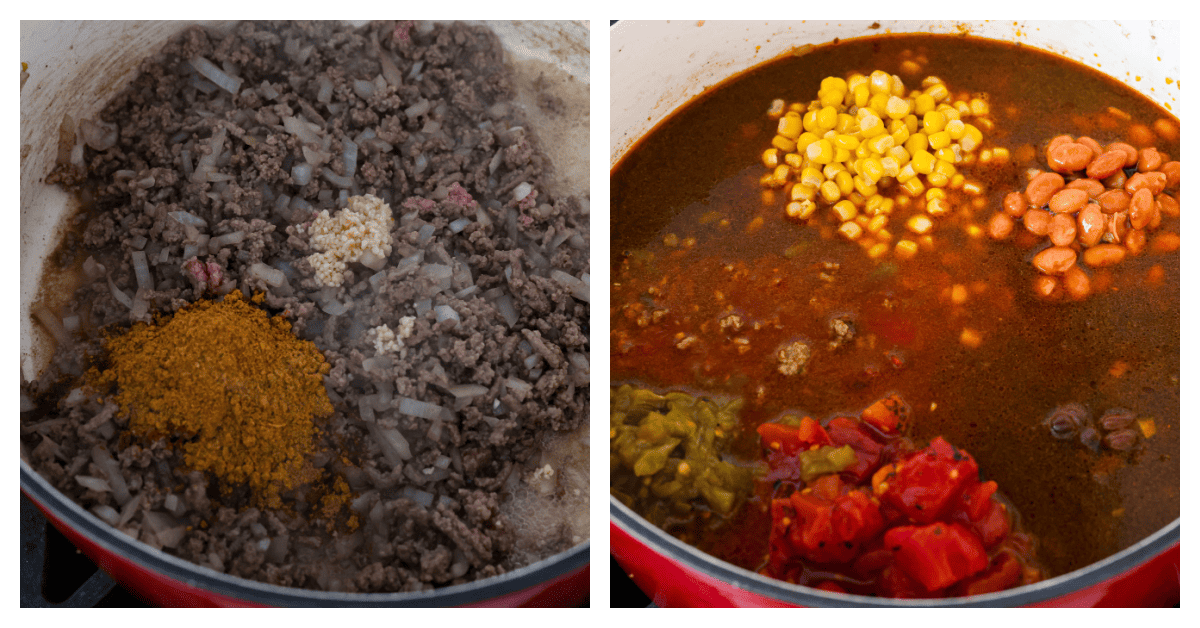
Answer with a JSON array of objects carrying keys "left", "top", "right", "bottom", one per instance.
[
  {"left": 759, "top": 418, "right": 834, "bottom": 480},
  {"left": 885, "top": 522, "right": 989, "bottom": 591},
  {"left": 968, "top": 499, "right": 1011, "bottom": 548},
  {"left": 950, "top": 551, "right": 1021, "bottom": 597},
  {"left": 825, "top": 417, "right": 884, "bottom": 482},
  {"left": 780, "top": 487, "right": 885, "bottom": 564},
  {"left": 882, "top": 437, "right": 978, "bottom": 523},
  {"left": 852, "top": 547, "right": 894, "bottom": 577},
  {"left": 758, "top": 422, "right": 803, "bottom": 457},
  {"left": 958, "top": 480, "right": 998, "bottom": 521},
  {"left": 861, "top": 393, "right": 910, "bottom": 434},
  {"left": 796, "top": 416, "right": 832, "bottom": 448}
]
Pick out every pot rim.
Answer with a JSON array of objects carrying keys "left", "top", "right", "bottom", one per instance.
[
  {"left": 612, "top": 496, "right": 1178, "bottom": 607},
  {"left": 21, "top": 460, "right": 588, "bottom": 606}
]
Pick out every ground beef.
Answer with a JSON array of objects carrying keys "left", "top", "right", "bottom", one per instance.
[{"left": 22, "top": 21, "right": 588, "bottom": 593}]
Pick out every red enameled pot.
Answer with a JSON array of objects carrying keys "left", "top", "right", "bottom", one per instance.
[
  {"left": 609, "top": 20, "right": 1179, "bottom": 608},
  {"left": 21, "top": 20, "right": 590, "bottom": 607}
]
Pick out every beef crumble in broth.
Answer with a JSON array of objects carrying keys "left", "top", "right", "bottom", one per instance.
[
  {"left": 23, "top": 21, "right": 589, "bottom": 593},
  {"left": 611, "top": 35, "right": 1177, "bottom": 581}
]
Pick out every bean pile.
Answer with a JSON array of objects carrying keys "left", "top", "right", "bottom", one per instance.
[{"left": 986, "top": 133, "right": 1180, "bottom": 301}]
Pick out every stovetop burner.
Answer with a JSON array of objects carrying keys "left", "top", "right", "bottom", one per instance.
[{"left": 21, "top": 494, "right": 150, "bottom": 607}]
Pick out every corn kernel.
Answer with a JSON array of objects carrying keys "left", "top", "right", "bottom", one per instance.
[
  {"left": 991, "top": 147, "right": 1010, "bottom": 162},
  {"left": 927, "top": 130, "right": 952, "bottom": 150},
  {"left": 953, "top": 100, "right": 971, "bottom": 116},
  {"left": 847, "top": 191, "right": 867, "bottom": 207},
  {"left": 963, "top": 180, "right": 986, "bottom": 196},
  {"left": 759, "top": 172, "right": 776, "bottom": 188},
  {"left": 802, "top": 110, "right": 820, "bottom": 133},
  {"left": 927, "top": 172, "right": 949, "bottom": 188},
  {"left": 969, "top": 98, "right": 990, "bottom": 117},
  {"left": 854, "top": 142, "right": 873, "bottom": 159},
  {"left": 836, "top": 113, "right": 857, "bottom": 134},
  {"left": 906, "top": 214, "right": 934, "bottom": 234},
  {"left": 761, "top": 189, "right": 775, "bottom": 205},
  {"left": 867, "top": 213, "right": 889, "bottom": 234},
  {"left": 905, "top": 133, "right": 929, "bottom": 154},
  {"left": 786, "top": 199, "right": 818, "bottom": 220},
  {"left": 800, "top": 167, "right": 824, "bottom": 188},
  {"left": 835, "top": 170, "right": 854, "bottom": 195},
  {"left": 891, "top": 125, "right": 911, "bottom": 146},
  {"left": 960, "top": 328, "right": 982, "bottom": 349},
  {"left": 852, "top": 83, "right": 870, "bottom": 108},
  {"left": 866, "top": 70, "right": 890, "bottom": 94},
  {"left": 833, "top": 134, "right": 860, "bottom": 151},
  {"left": 855, "top": 213, "right": 871, "bottom": 228},
  {"left": 896, "top": 163, "right": 918, "bottom": 184},
  {"left": 901, "top": 176, "right": 926, "bottom": 197},
  {"left": 778, "top": 113, "right": 803, "bottom": 139},
  {"left": 847, "top": 73, "right": 868, "bottom": 91},
  {"left": 950, "top": 284, "right": 969, "bottom": 305},
  {"left": 832, "top": 200, "right": 858, "bottom": 222},
  {"left": 853, "top": 175, "right": 878, "bottom": 197},
  {"left": 866, "top": 242, "right": 890, "bottom": 259},
  {"left": 880, "top": 198, "right": 895, "bottom": 215},
  {"left": 821, "top": 76, "right": 849, "bottom": 93},
  {"left": 888, "top": 146, "right": 911, "bottom": 166},
  {"left": 858, "top": 110, "right": 885, "bottom": 138},
  {"left": 876, "top": 227, "right": 893, "bottom": 241},
  {"left": 807, "top": 139, "right": 835, "bottom": 164},
  {"left": 942, "top": 107, "right": 961, "bottom": 122},
  {"left": 865, "top": 194, "right": 885, "bottom": 215},
  {"left": 819, "top": 88, "right": 845, "bottom": 108},
  {"left": 965, "top": 224, "right": 983, "bottom": 238},
  {"left": 817, "top": 106, "right": 839, "bottom": 131},
  {"left": 819, "top": 180, "right": 841, "bottom": 203},
  {"left": 923, "top": 110, "right": 947, "bottom": 134},
  {"left": 773, "top": 164, "right": 792, "bottom": 185},
  {"left": 894, "top": 239, "right": 919, "bottom": 260},
  {"left": 772, "top": 135, "right": 797, "bottom": 152},
  {"left": 949, "top": 173, "right": 965, "bottom": 189},
  {"left": 795, "top": 132, "right": 821, "bottom": 154},
  {"left": 834, "top": 147, "right": 851, "bottom": 163},
  {"left": 927, "top": 197, "right": 950, "bottom": 216},
  {"left": 823, "top": 162, "right": 846, "bottom": 179},
  {"left": 784, "top": 152, "right": 804, "bottom": 168},
  {"left": 934, "top": 159, "right": 957, "bottom": 178},
  {"left": 838, "top": 221, "right": 863, "bottom": 240},
  {"left": 904, "top": 114, "right": 919, "bottom": 134},
  {"left": 926, "top": 188, "right": 946, "bottom": 202},
  {"left": 884, "top": 95, "right": 912, "bottom": 119},
  {"left": 960, "top": 124, "right": 983, "bottom": 152},
  {"left": 925, "top": 82, "right": 949, "bottom": 102},
  {"left": 791, "top": 183, "right": 817, "bottom": 201},
  {"left": 913, "top": 93, "right": 936, "bottom": 115},
  {"left": 866, "top": 133, "right": 895, "bottom": 155},
  {"left": 911, "top": 149, "right": 936, "bottom": 174},
  {"left": 768, "top": 99, "right": 787, "bottom": 118},
  {"left": 945, "top": 119, "right": 966, "bottom": 140},
  {"left": 762, "top": 148, "right": 780, "bottom": 168}
]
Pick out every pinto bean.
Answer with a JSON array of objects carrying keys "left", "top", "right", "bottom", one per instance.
[
  {"left": 1062, "top": 265, "right": 1091, "bottom": 300},
  {"left": 1077, "top": 136, "right": 1103, "bottom": 158},
  {"left": 1023, "top": 208, "right": 1052, "bottom": 236},
  {"left": 1048, "top": 188, "right": 1088, "bottom": 214},
  {"left": 1125, "top": 171, "right": 1167, "bottom": 196},
  {"left": 987, "top": 212, "right": 1014, "bottom": 240},
  {"left": 1137, "top": 147, "right": 1163, "bottom": 173},
  {"left": 1106, "top": 211, "right": 1130, "bottom": 243},
  {"left": 1004, "top": 191, "right": 1028, "bottom": 217},
  {"left": 1128, "top": 123, "right": 1155, "bottom": 147},
  {"left": 1033, "top": 246, "right": 1077, "bottom": 275},
  {"left": 1149, "top": 231, "right": 1180, "bottom": 253},
  {"left": 1129, "top": 188, "right": 1155, "bottom": 229},
  {"left": 1033, "top": 274, "right": 1060, "bottom": 299},
  {"left": 1077, "top": 204, "right": 1105, "bottom": 247},
  {"left": 1125, "top": 229, "right": 1147, "bottom": 256},
  {"left": 1096, "top": 189, "right": 1131, "bottom": 213},
  {"left": 1026, "top": 172, "right": 1065, "bottom": 207},
  {"left": 1086, "top": 150, "right": 1127, "bottom": 180},
  {"left": 1103, "top": 169, "right": 1127, "bottom": 190},
  {"left": 1159, "top": 161, "right": 1180, "bottom": 189},
  {"left": 1066, "top": 178, "right": 1105, "bottom": 198},
  {"left": 1153, "top": 118, "right": 1179, "bottom": 141},
  {"left": 1083, "top": 243, "right": 1127, "bottom": 267},
  {"left": 1157, "top": 193, "right": 1180, "bottom": 218},
  {"left": 1105, "top": 142, "right": 1139, "bottom": 167},
  {"left": 1048, "top": 212, "right": 1077, "bottom": 246},
  {"left": 1047, "top": 142, "right": 1094, "bottom": 172},
  {"left": 1046, "top": 134, "right": 1074, "bottom": 153}
]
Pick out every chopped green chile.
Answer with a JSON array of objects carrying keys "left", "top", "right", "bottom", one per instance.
[
  {"left": 798, "top": 444, "right": 857, "bottom": 483},
  {"left": 611, "top": 385, "right": 752, "bottom": 523}
]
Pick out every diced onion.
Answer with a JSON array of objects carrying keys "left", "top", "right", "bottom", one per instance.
[
  {"left": 91, "top": 504, "right": 121, "bottom": 526},
  {"left": 343, "top": 139, "right": 358, "bottom": 177},
  {"left": 405, "top": 99, "right": 431, "bottom": 119},
  {"left": 191, "top": 56, "right": 242, "bottom": 94},
  {"left": 91, "top": 446, "right": 130, "bottom": 505},
  {"left": 433, "top": 304, "right": 460, "bottom": 326},
  {"left": 33, "top": 305, "right": 71, "bottom": 346},
  {"left": 353, "top": 79, "right": 375, "bottom": 100},
  {"left": 322, "top": 167, "right": 354, "bottom": 188},
  {"left": 130, "top": 251, "right": 153, "bottom": 292},
  {"left": 247, "top": 262, "right": 285, "bottom": 287},
  {"left": 168, "top": 210, "right": 208, "bottom": 230},
  {"left": 107, "top": 276, "right": 134, "bottom": 308},
  {"left": 551, "top": 269, "right": 590, "bottom": 302},
  {"left": 445, "top": 383, "right": 487, "bottom": 399},
  {"left": 75, "top": 475, "right": 112, "bottom": 492},
  {"left": 401, "top": 486, "right": 434, "bottom": 508},
  {"left": 397, "top": 397, "right": 445, "bottom": 420},
  {"left": 359, "top": 250, "right": 387, "bottom": 271},
  {"left": 495, "top": 294, "right": 518, "bottom": 326},
  {"left": 291, "top": 162, "right": 313, "bottom": 185},
  {"left": 513, "top": 182, "right": 533, "bottom": 201},
  {"left": 449, "top": 217, "right": 471, "bottom": 233}
]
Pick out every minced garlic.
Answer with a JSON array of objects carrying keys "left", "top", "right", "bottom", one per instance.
[
  {"left": 367, "top": 315, "right": 417, "bottom": 356},
  {"left": 307, "top": 194, "right": 394, "bottom": 286}
]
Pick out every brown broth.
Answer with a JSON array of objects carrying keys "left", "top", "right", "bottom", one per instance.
[{"left": 611, "top": 34, "right": 1179, "bottom": 579}]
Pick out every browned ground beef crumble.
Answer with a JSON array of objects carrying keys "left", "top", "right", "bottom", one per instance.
[{"left": 22, "top": 20, "right": 589, "bottom": 593}]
